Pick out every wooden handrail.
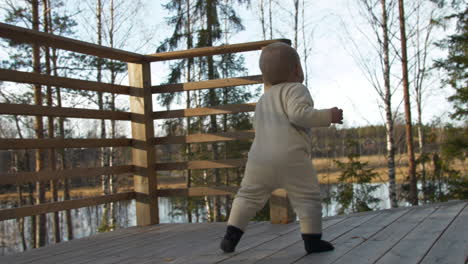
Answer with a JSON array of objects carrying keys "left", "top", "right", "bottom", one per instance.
[
  {"left": 157, "top": 187, "right": 239, "bottom": 197},
  {"left": 153, "top": 130, "right": 254, "bottom": 145},
  {"left": 0, "top": 138, "right": 132, "bottom": 150},
  {"left": 0, "top": 165, "right": 134, "bottom": 185},
  {"left": 147, "top": 39, "right": 291, "bottom": 61},
  {"left": 152, "top": 103, "right": 255, "bottom": 119},
  {"left": 152, "top": 75, "right": 262, "bottom": 93},
  {"left": 155, "top": 159, "right": 247, "bottom": 171},
  {"left": 0, "top": 69, "right": 132, "bottom": 95},
  {"left": 0, "top": 103, "right": 132, "bottom": 120},
  {"left": 0, "top": 23, "right": 151, "bottom": 63},
  {"left": 0, "top": 192, "right": 136, "bottom": 221}
]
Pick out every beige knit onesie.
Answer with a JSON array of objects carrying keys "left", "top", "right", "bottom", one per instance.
[{"left": 227, "top": 82, "right": 332, "bottom": 234}]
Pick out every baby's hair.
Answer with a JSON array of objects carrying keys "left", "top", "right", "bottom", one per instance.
[{"left": 259, "top": 42, "right": 300, "bottom": 85}]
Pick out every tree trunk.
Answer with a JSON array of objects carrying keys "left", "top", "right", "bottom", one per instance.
[
  {"left": 293, "top": 0, "right": 299, "bottom": 49},
  {"left": 260, "top": 0, "right": 266, "bottom": 40},
  {"left": 205, "top": 0, "right": 221, "bottom": 222},
  {"left": 397, "top": 0, "right": 418, "bottom": 206},
  {"left": 185, "top": 0, "right": 193, "bottom": 223},
  {"left": 96, "top": 0, "right": 110, "bottom": 228},
  {"left": 43, "top": 0, "right": 60, "bottom": 242},
  {"left": 52, "top": 46, "right": 74, "bottom": 240},
  {"left": 301, "top": 0, "right": 309, "bottom": 87},
  {"left": 269, "top": 0, "right": 273, "bottom": 39},
  {"left": 380, "top": 0, "right": 398, "bottom": 208},
  {"left": 32, "top": 0, "right": 47, "bottom": 248}
]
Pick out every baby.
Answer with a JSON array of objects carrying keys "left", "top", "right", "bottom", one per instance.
[{"left": 220, "top": 42, "right": 343, "bottom": 254}]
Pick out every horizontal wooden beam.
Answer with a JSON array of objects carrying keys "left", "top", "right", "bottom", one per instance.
[
  {"left": 153, "top": 103, "right": 255, "bottom": 119},
  {"left": 155, "top": 159, "right": 247, "bottom": 171},
  {"left": 153, "top": 130, "right": 254, "bottom": 145},
  {"left": 0, "top": 192, "right": 135, "bottom": 221},
  {"left": 157, "top": 186, "right": 239, "bottom": 197},
  {"left": 0, "top": 165, "right": 134, "bottom": 185},
  {"left": 0, "top": 138, "right": 132, "bottom": 150},
  {"left": 0, "top": 23, "right": 150, "bottom": 63},
  {"left": 0, "top": 69, "right": 132, "bottom": 95},
  {"left": 0, "top": 103, "right": 132, "bottom": 120},
  {"left": 152, "top": 75, "right": 262, "bottom": 93},
  {"left": 147, "top": 39, "right": 291, "bottom": 61}
]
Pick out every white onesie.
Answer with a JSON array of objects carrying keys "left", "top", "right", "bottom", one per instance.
[{"left": 227, "top": 82, "right": 332, "bottom": 234}]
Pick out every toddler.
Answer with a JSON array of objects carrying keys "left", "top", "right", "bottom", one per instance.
[{"left": 220, "top": 42, "right": 343, "bottom": 254}]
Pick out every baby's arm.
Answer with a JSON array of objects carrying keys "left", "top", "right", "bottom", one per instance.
[{"left": 285, "top": 84, "right": 341, "bottom": 128}]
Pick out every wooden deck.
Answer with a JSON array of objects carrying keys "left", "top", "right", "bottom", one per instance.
[{"left": 2, "top": 201, "right": 466, "bottom": 264}]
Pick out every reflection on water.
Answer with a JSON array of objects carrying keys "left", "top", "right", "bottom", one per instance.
[{"left": 0, "top": 183, "right": 404, "bottom": 255}]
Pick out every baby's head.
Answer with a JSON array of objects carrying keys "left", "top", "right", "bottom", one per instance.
[{"left": 259, "top": 42, "right": 304, "bottom": 86}]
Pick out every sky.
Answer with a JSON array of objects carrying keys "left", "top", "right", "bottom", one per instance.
[
  {"left": 140, "top": 0, "right": 455, "bottom": 127},
  {"left": 0, "top": 0, "right": 457, "bottom": 129}
]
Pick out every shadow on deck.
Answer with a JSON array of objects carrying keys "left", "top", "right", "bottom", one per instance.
[{"left": 2, "top": 200, "right": 466, "bottom": 264}]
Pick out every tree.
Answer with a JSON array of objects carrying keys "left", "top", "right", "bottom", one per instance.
[
  {"left": 433, "top": 1, "right": 467, "bottom": 120},
  {"left": 333, "top": 141, "right": 381, "bottom": 214},
  {"left": 347, "top": 0, "right": 399, "bottom": 208},
  {"left": 398, "top": 0, "right": 418, "bottom": 206}
]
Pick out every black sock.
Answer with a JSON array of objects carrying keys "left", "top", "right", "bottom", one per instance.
[
  {"left": 302, "top": 233, "right": 334, "bottom": 254},
  {"left": 220, "top": 225, "right": 244, "bottom": 253}
]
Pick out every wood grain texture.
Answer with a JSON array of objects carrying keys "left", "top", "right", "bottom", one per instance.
[
  {"left": 151, "top": 75, "right": 262, "bottom": 93},
  {"left": 147, "top": 39, "right": 291, "bottom": 61},
  {"left": 0, "top": 103, "right": 131, "bottom": 120},
  {"left": 153, "top": 130, "right": 254, "bottom": 145},
  {"left": 128, "top": 62, "right": 159, "bottom": 226},
  {"left": 155, "top": 159, "right": 247, "bottom": 171},
  {"left": 157, "top": 186, "right": 239, "bottom": 197},
  {"left": 152, "top": 103, "right": 256, "bottom": 119},
  {"left": 0, "top": 22, "right": 150, "bottom": 62},
  {"left": 0, "top": 68, "right": 132, "bottom": 95},
  {"left": 0, "top": 165, "right": 133, "bottom": 185},
  {"left": 0, "top": 138, "right": 132, "bottom": 150},
  {"left": 0, "top": 192, "right": 135, "bottom": 221}
]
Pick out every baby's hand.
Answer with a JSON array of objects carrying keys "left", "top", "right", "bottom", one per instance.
[{"left": 330, "top": 107, "right": 343, "bottom": 124}]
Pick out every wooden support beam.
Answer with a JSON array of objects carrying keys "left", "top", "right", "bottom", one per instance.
[
  {"left": 0, "top": 138, "right": 132, "bottom": 150},
  {"left": 0, "top": 103, "right": 131, "bottom": 120},
  {"left": 151, "top": 75, "right": 262, "bottom": 93},
  {"left": 153, "top": 103, "right": 255, "bottom": 119},
  {"left": 153, "top": 130, "right": 254, "bottom": 145},
  {"left": 0, "top": 22, "right": 151, "bottom": 63},
  {"left": 0, "top": 192, "right": 135, "bottom": 221},
  {"left": 155, "top": 159, "right": 247, "bottom": 171},
  {"left": 128, "top": 62, "right": 159, "bottom": 226},
  {"left": 147, "top": 39, "right": 291, "bottom": 61},
  {"left": 270, "top": 189, "right": 297, "bottom": 224},
  {"left": 0, "top": 165, "right": 133, "bottom": 185},
  {"left": 157, "top": 187, "right": 239, "bottom": 197},
  {"left": 0, "top": 69, "right": 131, "bottom": 95}
]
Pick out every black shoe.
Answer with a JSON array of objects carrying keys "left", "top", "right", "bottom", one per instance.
[
  {"left": 302, "top": 233, "right": 334, "bottom": 254},
  {"left": 220, "top": 225, "right": 244, "bottom": 253}
]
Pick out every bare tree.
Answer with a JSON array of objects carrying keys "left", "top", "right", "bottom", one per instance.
[
  {"left": 346, "top": 0, "right": 399, "bottom": 208},
  {"left": 31, "top": 0, "right": 47, "bottom": 248},
  {"left": 398, "top": 0, "right": 418, "bottom": 206}
]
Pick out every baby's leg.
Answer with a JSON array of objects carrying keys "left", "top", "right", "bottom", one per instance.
[
  {"left": 283, "top": 164, "right": 334, "bottom": 253},
  {"left": 221, "top": 162, "right": 274, "bottom": 253}
]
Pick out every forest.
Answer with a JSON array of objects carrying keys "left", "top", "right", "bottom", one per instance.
[{"left": 0, "top": 0, "right": 466, "bottom": 255}]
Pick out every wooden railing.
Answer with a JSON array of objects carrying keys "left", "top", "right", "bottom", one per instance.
[{"left": 0, "top": 22, "right": 294, "bottom": 225}]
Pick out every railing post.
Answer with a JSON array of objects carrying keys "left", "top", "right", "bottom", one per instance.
[
  {"left": 128, "top": 62, "right": 159, "bottom": 226},
  {"left": 270, "top": 189, "right": 296, "bottom": 224}
]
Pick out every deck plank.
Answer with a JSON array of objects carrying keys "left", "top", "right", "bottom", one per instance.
[
  {"left": 1, "top": 201, "right": 466, "bottom": 264},
  {"left": 375, "top": 202, "right": 466, "bottom": 264},
  {"left": 295, "top": 206, "right": 411, "bottom": 264},
  {"left": 332, "top": 203, "right": 440, "bottom": 264},
  {"left": 254, "top": 211, "right": 382, "bottom": 264},
  {"left": 217, "top": 216, "right": 348, "bottom": 264},
  {"left": 419, "top": 203, "right": 468, "bottom": 264}
]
